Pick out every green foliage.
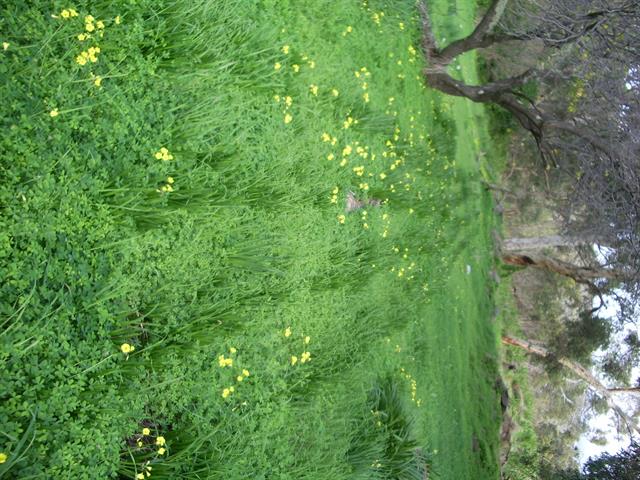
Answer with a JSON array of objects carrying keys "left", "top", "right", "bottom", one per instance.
[{"left": 0, "top": 0, "right": 502, "bottom": 478}]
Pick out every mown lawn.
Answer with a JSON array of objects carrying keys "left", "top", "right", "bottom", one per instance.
[{"left": 0, "top": 0, "right": 501, "bottom": 478}]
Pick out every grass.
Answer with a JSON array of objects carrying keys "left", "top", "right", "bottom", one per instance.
[{"left": 1, "top": 0, "right": 501, "bottom": 478}]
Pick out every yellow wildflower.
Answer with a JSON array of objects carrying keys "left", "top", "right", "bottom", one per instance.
[
  {"left": 346, "top": 26, "right": 353, "bottom": 33},
  {"left": 321, "top": 133, "right": 330, "bottom": 142},
  {"left": 291, "top": 355, "right": 298, "bottom": 365},
  {"left": 363, "top": 92, "right": 370, "bottom": 103},
  {"left": 137, "top": 440, "right": 143, "bottom": 447},
  {"left": 337, "top": 214, "right": 346, "bottom": 224},
  {"left": 85, "top": 15, "right": 95, "bottom": 23},
  {"left": 309, "top": 84, "right": 318, "bottom": 96},
  {"left": 327, "top": 153, "right": 335, "bottom": 161},
  {"left": 274, "top": 62, "right": 281, "bottom": 70},
  {"left": 284, "top": 327, "right": 292, "bottom": 337},
  {"left": 300, "top": 351, "right": 311, "bottom": 363},
  {"left": 69, "top": 9, "right": 78, "bottom": 17},
  {"left": 282, "top": 45, "right": 290, "bottom": 54},
  {"left": 77, "top": 33, "right": 87, "bottom": 41},
  {"left": 156, "top": 436, "right": 165, "bottom": 446},
  {"left": 342, "top": 145, "right": 352, "bottom": 156},
  {"left": 85, "top": 22, "right": 95, "bottom": 32},
  {"left": 229, "top": 386, "right": 235, "bottom": 393},
  {"left": 49, "top": 109, "right": 59, "bottom": 118},
  {"left": 242, "top": 369, "right": 250, "bottom": 377},
  {"left": 97, "top": 20, "right": 105, "bottom": 29},
  {"left": 399, "top": 22, "right": 405, "bottom": 30},
  {"left": 75, "top": 54, "right": 87, "bottom": 65},
  {"left": 142, "top": 428, "right": 150, "bottom": 435},
  {"left": 115, "top": 15, "right": 121, "bottom": 25},
  {"left": 120, "top": 343, "right": 134, "bottom": 354},
  {"left": 137, "top": 474, "right": 144, "bottom": 480},
  {"left": 339, "top": 158, "right": 347, "bottom": 167},
  {"left": 222, "top": 388, "right": 230, "bottom": 398},
  {"left": 292, "top": 64, "right": 300, "bottom": 72},
  {"left": 284, "top": 96, "right": 292, "bottom": 107},
  {"left": 61, "top": 9, "right": 70, "bottom": 19},
  {"left": 237, "top": 375, "right": 243, "bottom": 382},
  {"left": 332, "top": 187, "right": 339, "bottom": 194},
  {"left": 158, "top": 447, "right": 166, "bottom": 455},
  {"left": 94, "top": 76, "right": 102, "bottom": 87},
  {"left": 2, "top": 42, "right": 9, "bottom": 50},
  {"left": 274, "top": 94, "right": 280, "bottom": 102},
  {"left": 304, "top": 336, "right": 310, "bottom": 344},
  {"left": 284, "top": 113, "right": 292, "bottom": 124},
  {"left": 379, "top": 173, "right": 386, "bottom": 180},
  {"left": 331, "top": 88, "right": 339, "bottom": 97},
  {"left": 0, "top": 453, "right": 7, "bottom": 464},
  {"left": 308, "top": 60, "right": 315, "bottom": 69},
  {"left": 229, "top": 347, "right": 237, "bottom": 354}
]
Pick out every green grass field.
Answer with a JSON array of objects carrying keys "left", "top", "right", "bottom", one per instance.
[{"left": 1, "top": 1, "right": 502, "bottom": 478}]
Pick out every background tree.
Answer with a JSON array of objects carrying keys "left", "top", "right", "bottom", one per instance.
[{"left": 419, "top": 0, "right": 640, "bottom": 325}]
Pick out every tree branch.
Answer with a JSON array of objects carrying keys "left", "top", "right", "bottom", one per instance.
[{"left": 438, "top": 0, "right": 511, "bottom": 62}]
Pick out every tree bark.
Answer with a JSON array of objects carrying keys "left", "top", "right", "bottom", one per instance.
[
  {"left": 502, "top": 235, "right": 596, "bottom": 251},
  {"left": 502, "top": 335, "right": 640, "bottom": 435}
]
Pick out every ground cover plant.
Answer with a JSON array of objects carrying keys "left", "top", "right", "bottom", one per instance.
[{"left": 1, "top": 0, "right": 502, "bottom": 478}]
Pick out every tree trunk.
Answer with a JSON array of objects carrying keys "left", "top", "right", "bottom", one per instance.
[
  {"left": 501, "top": 251, "right": 624, "bottom": 282},
  {"left": 502, "top": 235, "right": 595, "bottom": 251},
  {"left": 502, "top": 335, "right": 640, "bottom": 435}
]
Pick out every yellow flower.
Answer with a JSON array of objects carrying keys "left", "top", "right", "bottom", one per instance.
[
  {"left": 321, "top": 133, "right": 331, "bottom": 142},
  {"left": 61, "top": 9, "right": 70, "bottom": 19},
  {"left": 85, "top": 15, "right": 95, "bottom": 23},
  {"left": 0, "top": 453, "right": 6, "bottom": 464},
  {"left": 142, "top": 428, "right": 150, "bottom": 436},
  {"left": 284, "top": 113, "right": 292, "bottom": 124},
  {"left": 166, "top": 176, "right": 174, "bottom": 184},
  {"left": 332, "top": 187, "right": 339, "bottom": 194},
  {"left": 274, "top": 62, "right": 281, "bottom": 70},
  {"left": 242, "top": 369, "right": 250, "bottom": 377},
  {"left": 229, "top": 347, "right": 237, "bottom": 354},
  {"left": 94, "top": 76, "right": 102, "bottom": 87},
  {"left": 346, "top": 26, "right": 353, "bottom": 33},
  {"left": 237, "top": 375, "right": 243, "bottom": 382},
  {"left": 137, "top": 474, "right": 145, "bottom": 480},
  {"left": 97, "top": 20, "right": 105, "bottom": 29},
  {"left": 379, "top": 173, "right": 386, "bottom": 180},
  {"left": 69, "top": 9, "right": 78, "bottom": 17},
  {"left": 49, "top": 109, "right": 59, "bottom": 118},
  {"left": 337, "top": 214, "right": 346, "bottom": 224},
  {"left": 290, "top": 355, "right": 298, "bottom": 365},
  {"left": 120, "top": 343, "right": 134, "bottom": 354},
  {"left": 292, "top": 64, "right": 300, "bottom": 73},
  {"left": 156, "top": 436, "right": 165, "bottom": 446},
  {"left": 75, "top": 53, "right": 87, "bottom": 65},
  {"left": 363, "top": 92, "right": 369, "bottom": 103},
  {"left": 222, "top": 388, "right": 230, "bottom": 398},
  {"left": 300, "top": 351, "right": 311, "bottom": 363},
  {"left": 282, "top": 45, "right": 290, "bottom": 54},
  {"left": 115, "top": 15, "right": 121, "bottom": 25},
  {"left": 284, "top": 96, "right": 292, "bottom": 107},
  {"left": 308, "top": 60, "right": 315, "bottom": 69},
  {"left": 309, "top": 84, "right": 318, "bottom": 96},
  {"left": 304, "top": 336, "right": 310, "bottom": 344},
  {"left": 273, "top": 94, "right": 280, "bottom": 102},
  {"left": 2, "top": 42, "right": 9, "bottom": 50},
  {"left": 85, "top": 22, "right": 95, "bottom": 32},
  {"left": 158, "top": 447, "right": 166, "bottom": 455},
  {"left": 77, "top": 33, "right": 87, "bottom": 41},
  {"left": 327, "top": 153, "right": 335, "bottom": 161},
  {"left": 284, "top": 327, "right": 291, "bottom": 337},
  {"left": 137, "top": 440, "right": 143, "bottom": 447},
  {"left": 342, "top": 145, "right": 352, "bottom": 156},
  {"left": 331, "top": 89, "right": 339, "bottom": 97},
  {"left": 339, "top": 158, "right": 347, "bottom": 167},
  {"left": 399, "top": 22, "right": 405, "bottom": 30}
]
